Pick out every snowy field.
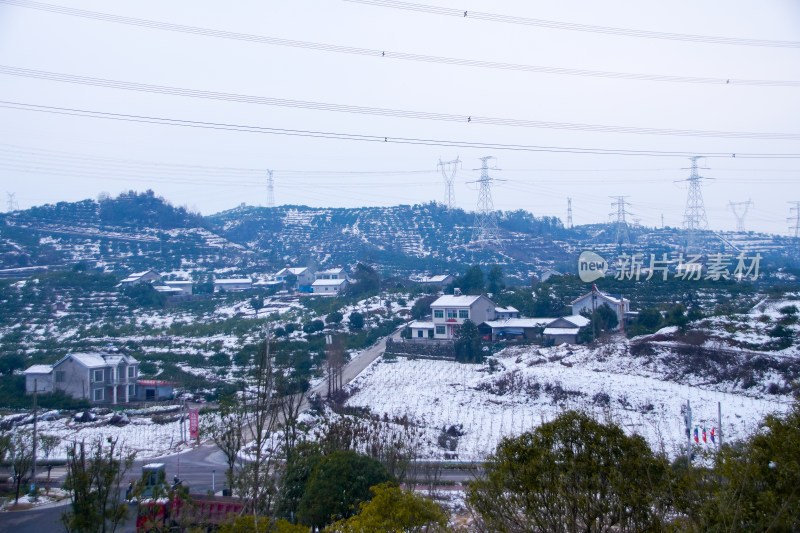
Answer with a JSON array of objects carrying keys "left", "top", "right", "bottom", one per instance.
[{"left": 344, "top": 344, "right": 793, "bottom": 462}]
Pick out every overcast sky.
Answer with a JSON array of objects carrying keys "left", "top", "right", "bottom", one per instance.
[{"left": 1, "top": 0, "right": 798, "bottom": 234}]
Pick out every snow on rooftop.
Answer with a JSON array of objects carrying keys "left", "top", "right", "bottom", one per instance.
[
  {"left": 431, "top": 294, "right": 484, "bottom": 307},
  {"left": 24, "top": 364, "right": 53, "bottom": 374},
  {"left": 312, "top": 278, "right": 347, "bottom": 286}
]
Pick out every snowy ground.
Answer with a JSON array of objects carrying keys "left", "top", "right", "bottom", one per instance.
[{"left": 344, "top": 341, "right": 793, "bottom": 462}]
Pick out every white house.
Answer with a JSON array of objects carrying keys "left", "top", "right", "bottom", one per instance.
[
  {"left": 430, "top": 291, "right": 496, "bottom": 340},
  {"left": 27, "top": 351, "right": 140, "bottom": 404},
  {"left": 416, "top": 274, "right": 454, "bottom": 289},
  {"left": 314, "top": 267, "right": 348, "bottom": 281},
  {"left": 163, "top": 280, "right": 193, "bottom": 296},
  {"left": 543, "top": 315, "right": 591, "bottom": 345},
  {"left": 571, "top": 284, "right": 630, "bottom": 328},
  {"left": 408, "top": 320, "right": 436, "bottom": 339},
  {"left": 119, "top": 270, "right": 161, "bottom": 287},
  {"left": 24, "top": 365, "right": 54, "bottom": 394},
  {"left": 482, "top": 317, "right": 553, "bottom": 340},
  {"left": 311, "top": 278, "right": 348, "bottom": 296},
  {"left": 494, "top": 306, "right": 519, "bottom": 319},
  {"left": 214, "top": 278, "right": 252, "bottom": 292},
  {"left": 275, "top": 267, "right": 316, "bottom": 289}
]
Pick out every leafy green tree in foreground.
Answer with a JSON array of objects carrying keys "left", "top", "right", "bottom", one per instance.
[
  {"left": 467, "top": 410, "right": 668, "bottom": 533},
  {"left": 326, "top": 482, "right": 448, "bottom": 532},
  {"left": 297, "top": 450, "right": 395, "bottom": 529},
  {"left": 454, "top": 319, "right": 482, "bottom": 363}
]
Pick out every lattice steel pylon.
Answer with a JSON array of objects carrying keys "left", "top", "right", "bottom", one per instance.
[
  {"left": 438, "top": 157, "right": 460, "bottom": 209},
  {"left": 567, "top": 197, "right": 573, "bottom": 229},
  {"left": 266, "top": 169, "right": 275, "bottom": 208},
  {"left": 677, "top": 156, "right": 711, "bottom": 252},
  {"left": 729, "top": 199, "right": 752, "bottom": 232},
  {"left": 609, "top": 196, "right": 632, "bottom": 245},
  {"left": 790, "top": 201, "right": 800, "bottom": 257},
  {"left": 470, "top": 156, "right": 501, "bottom": 246}
]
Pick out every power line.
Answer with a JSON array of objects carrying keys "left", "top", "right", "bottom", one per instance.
[
  {"left": 2, "top": 66, "right": 800, "bottom": 140},
  {"left": 677, "top": 156, "right": 711, "bottom": 251},
  {"left": 4, "top": 99, "right": 800, "bottom": 159},
  {"left": 344, "top": 0, "right": 800, "bottom": 49},
  {"left": 610, "top": 195, "right": 632, "bottom": 245},
  {"left": 2, "top": 0, "right": 797, "bottom": 87}
]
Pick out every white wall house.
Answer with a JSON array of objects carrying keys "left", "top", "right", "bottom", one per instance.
[
  {"left": 543, "top": 315, "right": 591, "bottom": 345},
  {"left": 27, "top": 351, "right": 140, "bottom": 404},
  {"left": 314, "top": 267, "right": 348, "bottom": 281},
  {"left": 214, "top": 278, "right": 252, "bottom": 292},
  {"left": 275, "top": 267, "right": 316, "bottom": 288},
  {"left": 311, "top": 278, "right": 348, "bottom": 296},
  {"left": 571, "top": 284, "right": 630, "bottom": 328},
  {"left": 408, "top": 320, "right": 435, "bottom": 339},
  {"left": 119, "top": 270, "right": 161, "bottom": 287},
  {"left": 430, "top": 292, "right": 496, "bottom": 340},
  {"left": 417, "top": 274, "right": 454, "bottom": 289},
  {"left": 24, "top": 365, "right": 54, "bottom": 394},
  {"left": 163, "top": 280, "right": 193, "bottom": 295},
  {"left": 494, "top": 306, "right": 519, "bottom": 319}
]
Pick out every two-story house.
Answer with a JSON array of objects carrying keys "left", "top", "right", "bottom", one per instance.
[
  {"left": 571, "top": 284, "right": 630, "bottom": 330},
  {"left": 429, "top": 291, "right": 496, "bottom": 340},
  {"left": 275, "top": 266, "right": 316, "bottom": 290},
  {"left": 28, "top": 351, "right": 141, "bottom": 404}
]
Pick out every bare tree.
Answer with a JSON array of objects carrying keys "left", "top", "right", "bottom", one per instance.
[
  {"left": 61, "top": 438, "right": 136, "bottom": 533},
  {"left": 9, "top": 431, "right": 34, "bottom": 504},
  {"left": 203, "top": 394, "right": 246, "bottom": 493},
  {"left": 39, "top": 434, "right": 60, "bottom": 493}
]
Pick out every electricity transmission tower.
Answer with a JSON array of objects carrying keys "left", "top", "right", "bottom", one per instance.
[
  {"left": 790, "top": 201, "right": 800, "bottom": 238},
  {"left": 677, "top": 156, "right": 711, "bottom": 252},
  {"left": 470, "top": 156, "right": 501, "bottom": 245},
  {"left": 609, "top": 196, "right": 632, "bottom": 245},
  {"left": 567, "top": 197, "right": 573, "bottom": 229},
  {"left": 438, "top": 157, "right": 460, "bottom": 209},
  {"left": 6, "top": 192, "right": 18, "bottom": 212},
  {"left": 266, "top": 170, "right": 275, "bottom": 208},
  {"left": 728, "top": 199, "right": 752, "bottom": 232},
  {"left": 789, "top": 201, "right": 800, "bottom": 256}
]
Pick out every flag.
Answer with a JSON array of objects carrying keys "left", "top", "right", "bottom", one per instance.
[
  {"left": 710, "top": 427, "right": 716, "bottom": 444},
  {"left": 693, "top": 427, "right": 699, "bottom": 443},
  {"left": 702, "top": 427, "right": 707, "bottom": 443}
]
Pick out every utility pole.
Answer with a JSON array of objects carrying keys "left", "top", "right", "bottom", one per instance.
[
  {"left": 677, "top": 157, "right": 711, "bottom": 253},
  {"left": 266, "top": 170, "right": 275, "bottom": 208},
  {"left": 470, "top": 156, "right": 501, "bottom": 246},
  {"left": 684, "top": 399, "right": 693, "bottom": 467},
  {"left": 567, "top": 197, "right": 573, "bottom": 229},
  {"left": 728, "top": 199, "right": 752, "bottom": 232},
  {"left": 32, "top": 379, "right": 38, "bottom": 499},
  {"left": 609, "top": 196, "right": 632, "bottom": 245},
  {"left": 438, "top": 157, "right": 460, "bottom": 209}
]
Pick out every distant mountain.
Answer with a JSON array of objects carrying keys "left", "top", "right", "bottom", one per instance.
[{"left": 1, "top": 192, "right": 796, "bottom": 278}]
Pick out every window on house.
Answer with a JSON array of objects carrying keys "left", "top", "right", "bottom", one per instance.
[
  {"left": 93, "top": 388, "right": 103, "bottom": 401},
  {"left": 128, "top": 384, "right": 135, "bottom": 397},
  {"left": 447, "top": 310, "right": 457, "bottom": 319},
  {"left": 434, "top": 310, "right": 444, "bottom": 318},
  {"left": 435, "top": 325, "right": 445, "bottom": 335},
  {"left": 55, "top": 371, "right": 65, "bottom": 383},
  {"left": 128, "top": 366, "right": 135, "bottom": 378},
  {"left": 459, "top": 310, "right": 469, "bottom": 319},
  {"left": 93, "top": 369, "right": 103, "bottom": 382},
  {"left": 417, "top": 330, "right": 423, "bottom": 338}
]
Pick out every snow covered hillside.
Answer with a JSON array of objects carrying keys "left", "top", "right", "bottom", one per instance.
[{"left": 343, "top": 331, "right": 795, "bottom": 462}]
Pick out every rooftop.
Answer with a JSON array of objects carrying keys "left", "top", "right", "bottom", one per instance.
[{"left": 431, "top": 294, "right": 486, "bottom": 307}]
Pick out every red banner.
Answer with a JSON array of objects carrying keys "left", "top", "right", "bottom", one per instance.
[{"left": 189, "top": 409, "right": 199, "bottom": 440}]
